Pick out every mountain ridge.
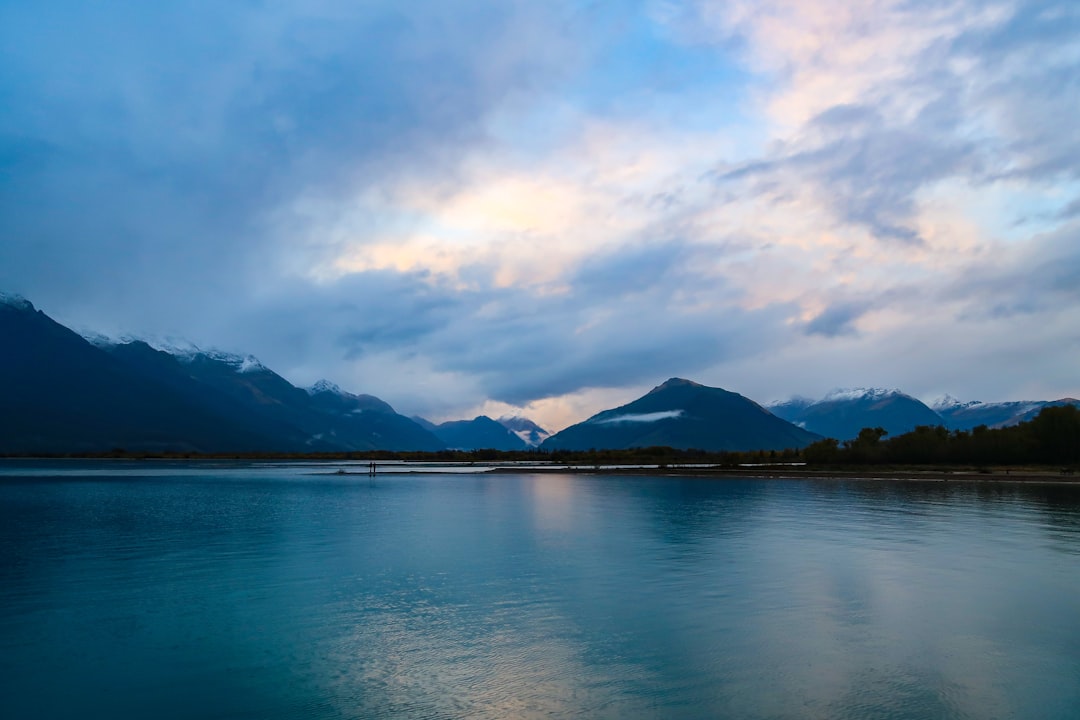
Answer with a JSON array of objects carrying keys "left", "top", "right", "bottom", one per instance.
[{"left": 0, "top": 298, "right": 443, "bottom": 453}]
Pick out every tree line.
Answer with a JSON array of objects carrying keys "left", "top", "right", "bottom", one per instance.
[
  {"left": 802, "top": 404, "right": 1079, "bottom": 467},
  {"left": 11, "top": 405, "right": 1077, "bottom": 468}
]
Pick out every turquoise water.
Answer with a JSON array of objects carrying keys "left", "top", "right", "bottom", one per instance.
[{"left": 2, "top": 462, "right": 1079, "bottom": 719}]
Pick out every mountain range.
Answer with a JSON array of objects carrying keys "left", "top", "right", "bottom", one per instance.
[
  {"left": 1, "top": 293, "right": 1075, "bottom": 454},
  {"left": 930, "top": 396, "right": 1079, "bottom": 431},
  {"left": 767, "top": 389, "right": 1079, "bottom": 440},
  {"left": 767, "top": 389, "right": 944, "bottom": 442},
  {"left": 0, "top": 295, "right": 443, "bottom": 453}
]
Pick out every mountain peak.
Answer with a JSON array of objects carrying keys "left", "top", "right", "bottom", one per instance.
[
  {"left": 823, "top": 387, "right": 905, "bottom": 402},
  {"left": 0, "top": 292, "right": 34, "bottom": 312},
  {"left": 648, "top": 378, "right": 704, "bottom": 394},
  {"left": 544, "top": 379, "right": 819, "bottom": 451},
  {"left": 931, "top": 394, "right": 980, "bottom": 411},
  {"left": 307, "top": 379, "right": 344, "bottom": 396},
  {"left": 498, "top": 415, "right": 546, "bottom": 432},
  {"left": 497, "top": 415, "right": 551, "bottom": 447}
]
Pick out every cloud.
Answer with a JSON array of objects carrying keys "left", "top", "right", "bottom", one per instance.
[
  {"left": 804, "top": 302, "right": 868, "bottom": 338},
  {"left": 594, "top": 410, "right": 685, "bottom": 424},
  {"left": 2, "top": 0, "right": 1079, "bottom": 432},
  {"left": 0, "top": 1, "right": 580, "bottom": 317}
]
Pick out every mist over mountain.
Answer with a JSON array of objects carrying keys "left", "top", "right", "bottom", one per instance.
[
  {"left": 768, "top": 389, "right": 943, "bottom": 441},
  {"left": 542, "top": 378, "right": 820, "bottom": 452},
  {"left": 498, "top": 416, "right": 551, "bottom": 447}
]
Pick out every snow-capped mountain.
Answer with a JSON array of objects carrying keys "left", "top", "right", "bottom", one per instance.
[
  {"left": 0, "top": 296, "right": 445, "bottom": 453},
  {"left": 497, "top": 416, "right": 552, "bottom": 447},
  {"left": 307, "top": 379, "right": 343, "bottom": 396},
  {"left": 930, "top": 394, "right": 981, "bottom": 413},
  {"left": 768, "top": 388, "right": 942, "bottom": 441},
  {"left": 305, "top": 379, "right": 399, "bottom": 416},
  {"left": 822, "top": 387, "right": 906, "bottom": 403},
  {"left": 935, "top": 398, "right": 1074, "bottom": 430},
  {"left": 1, "top": 297, "right": 282, "bottom": 453}
]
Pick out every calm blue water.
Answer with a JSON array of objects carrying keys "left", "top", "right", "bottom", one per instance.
[{"left": 2, "top": 461, "right": 1079, "bottom": 720}]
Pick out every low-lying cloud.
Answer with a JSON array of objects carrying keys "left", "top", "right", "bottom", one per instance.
[{"left": 594, "top": 410, "right": 686, "bottom": 424}]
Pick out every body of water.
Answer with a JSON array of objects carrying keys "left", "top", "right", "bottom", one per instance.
[{"left": 2, "top": 461, "right": 1078, "bottom": 719}]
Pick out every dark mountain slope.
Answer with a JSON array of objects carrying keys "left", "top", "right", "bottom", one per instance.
[
  {"left": 0, "top": 299, "right": 279, "bottom": 453},
  {"left": 431, "top": 416, "right": 529, "bottom": 451},
  {"left": 104, "top": 341, "right": 323, "bottom": 451},
  {"left": 542, "top": 378, "right": 820, "bottom": 452},
  {"left": 305, "top": 381, "right": 445, "bottom": 451}
]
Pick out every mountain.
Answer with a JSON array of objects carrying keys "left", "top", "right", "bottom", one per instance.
[
  {"left": 104, "top": 339, "right": 322, "bottom": 450},
  {"left": 0, "top": 294, "right": 443, "bottom": 453},
  {"left": 304, "top": 381, "right": 444, "bottom": 451},
  {"left": 104, "top": 340, "right": 444, "bottom": 452},
  {"left": 0, "top": 296, "right": 281, "bottom": 453},
  {"left": 541, "top": 378, "right": 820, "bottom": 452},
  {"left": 934, "top": 396, "right": 1080, "bottom": 431},
  {"left": 427, "top": 416, "right": 529, "bottom": 451},
  {"left": 497, "top": 416, "right": 551, "bottom": 447},
  {"left": 768, "top": 388, "right": 942, "bottom": 441}
]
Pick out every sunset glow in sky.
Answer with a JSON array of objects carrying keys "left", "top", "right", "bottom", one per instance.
[{"left": 2, "top": 0, "right": 1078, "bottom": 430}]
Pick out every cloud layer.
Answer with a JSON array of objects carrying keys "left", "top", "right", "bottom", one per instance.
[{"left": 2, "top": 0, "right": 1078, "bottom": 430}]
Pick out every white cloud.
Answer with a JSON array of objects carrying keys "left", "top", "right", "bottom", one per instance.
[{"left": 594, "top": 410, "right": 685, "bottom": 424}]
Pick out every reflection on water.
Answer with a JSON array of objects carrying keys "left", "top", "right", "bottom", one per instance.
[{"left": 1, "top": 464, "right": 1079, "bottom": 719}]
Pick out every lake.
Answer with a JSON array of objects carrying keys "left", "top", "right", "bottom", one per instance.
[{"left": 1, "top": 461, "right": 1078, "bottom": 719}]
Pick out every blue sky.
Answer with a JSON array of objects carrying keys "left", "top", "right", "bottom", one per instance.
[{"left": 2, "top": 0, "right": 1078, "bottom": 429}]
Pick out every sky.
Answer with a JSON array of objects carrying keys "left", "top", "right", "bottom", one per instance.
[{"left": 1, "top": 0, "right": 1078, "bottom": 431}]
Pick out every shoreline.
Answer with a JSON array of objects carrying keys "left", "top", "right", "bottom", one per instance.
[
  {"left": 2, "top": 456, "right": 1077, "bottom": 484},
  {"left": 485, "top": 465, "right": 1080, "bottom": 484}
]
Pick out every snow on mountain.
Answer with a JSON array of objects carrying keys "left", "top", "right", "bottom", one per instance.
[
  {"left": 930, "top": 394, "right": 980, "bottom": 412},
  {"left": 307, "top": 379, "right": 344, "bottom": 396},
  {"left": 822, "top": 387, "right": 907, "bottom": 402},
  {"left": 173, "top": 346, "right": 267, "bottom": 374},
  {"left": 496, "top": 415, "right": 552, "bottom": 447},
  {"left": 0, "top": 292, "right": 34, "bottom": 311},
  {"left": 958, "top": 400, "right": 1043, "bottom": 414},
  {"left": 83, "top": 332, "right": 270, "bottom": 374},
  {"left": 768, "top": 387, "right": 942, "bottom": 440},
  {"left": 80, "top": 329, "right": 118, "bottom": 348}
]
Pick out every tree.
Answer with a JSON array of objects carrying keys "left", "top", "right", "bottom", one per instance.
[{"left": 804, "top": 437, "right": 840, "bottom": 464}]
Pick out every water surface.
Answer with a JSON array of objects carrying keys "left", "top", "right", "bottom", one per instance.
[{"left": 1, "top": 461, "right": 1078, "bottom": 719}]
